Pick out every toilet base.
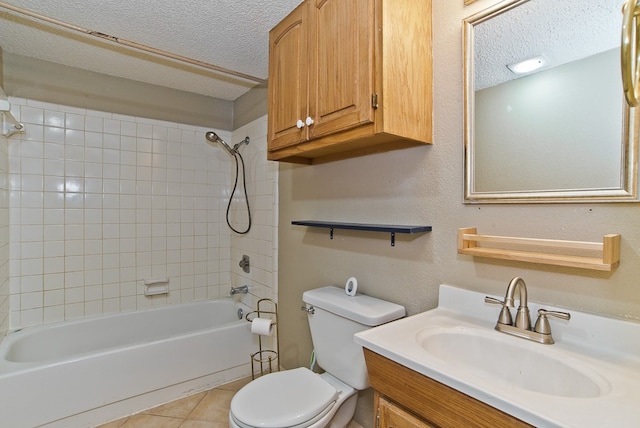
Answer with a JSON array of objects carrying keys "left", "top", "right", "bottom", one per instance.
[
  {"left": 319, "top": 372, "right": 358, "bottom": 428},
  {"left": 325, "top": 391, "right": 358, "bottom": 428}
]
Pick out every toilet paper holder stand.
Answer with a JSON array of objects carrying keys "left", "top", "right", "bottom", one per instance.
[{"left": 245, "top": 298, "right": 279, "bottom": 379}]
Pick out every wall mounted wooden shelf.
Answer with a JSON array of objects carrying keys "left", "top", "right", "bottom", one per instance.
[
  {"left": 292, "top": 221, "right": 432, "bottom": 246},
  {"left": 458, "top": 227, "right": 620, "bottom": 272}
]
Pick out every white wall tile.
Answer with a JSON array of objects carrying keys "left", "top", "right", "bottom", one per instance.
[
  {"left": 44, "top": 111, "right": 65, "bottom": 128},
  {"left": 7, "top": 100, "right": 275, "bottom": 331},
  {"left": 65, "top": 114, "right": 85, "bottom": 131},
  {"left": 21, "top": 107, "right": 44, "bottom": 125}
]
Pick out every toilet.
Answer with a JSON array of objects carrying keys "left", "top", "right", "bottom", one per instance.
[{"left": 229, "top": 286, "right": 405, "bottom": 428}]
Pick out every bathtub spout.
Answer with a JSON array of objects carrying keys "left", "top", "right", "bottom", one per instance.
[{"left": 230, "top": 285, "right": 249, "bottom": 295}]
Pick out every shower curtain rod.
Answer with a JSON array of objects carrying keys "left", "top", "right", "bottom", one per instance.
[
  {"left": 0, "top": 85, "right": 25, "bottom": 138},
  {"left": 0, "top": 1, "right": 268, "bottom": 86}
]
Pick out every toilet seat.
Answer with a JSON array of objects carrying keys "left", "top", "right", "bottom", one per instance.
[{"left": 230, "top": 368, "right": 338, "bottom": 428}]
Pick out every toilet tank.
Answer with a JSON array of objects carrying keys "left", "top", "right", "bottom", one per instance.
[{"left": 302, "top": 286, "right": 405, "bottom": 390}]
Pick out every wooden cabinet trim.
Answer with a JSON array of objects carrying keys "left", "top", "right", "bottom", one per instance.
[
  {"left": 267, "top": 2, "right": 309, "bottom": 150},
  {"left": 377, "top": 393, "right": 438, "bottom": 428},
  {"left": 307, "top": 0, "right": 375, "bottom": 139},
  {"left": 364, "top": 349, "right": 533, "bottom": 428}
]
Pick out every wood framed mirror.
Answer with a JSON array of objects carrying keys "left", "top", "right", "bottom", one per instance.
[{"left": 463, "top": 0, "right": 639, "bottom": 203}]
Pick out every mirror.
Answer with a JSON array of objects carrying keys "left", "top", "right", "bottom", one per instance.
[{"left": 464, "top": 0, "right": 639, "bottom": 203}]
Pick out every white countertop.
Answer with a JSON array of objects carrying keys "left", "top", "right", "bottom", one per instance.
[{"left": 355, "top": 284, "right": 640, "bottom": 428}]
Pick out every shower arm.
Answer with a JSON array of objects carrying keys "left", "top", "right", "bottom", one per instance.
[{"left": 233, "top": 136, "right": 250, "bottom": 152}]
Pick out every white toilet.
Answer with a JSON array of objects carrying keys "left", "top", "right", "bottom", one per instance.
[{"left": 229, "top": 286, "right": 405, "bottom": 428}]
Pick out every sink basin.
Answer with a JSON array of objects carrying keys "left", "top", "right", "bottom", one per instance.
[{"left": 417, "top": 326, "right": 607, "bottom": 398}]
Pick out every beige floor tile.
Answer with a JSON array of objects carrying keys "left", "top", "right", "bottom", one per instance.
[
  {"left": 95, "top": 417, "right": 129, "bottom": 428},
  {"left": 179, "top": 420, "right": 228, "bottom": 428},
  {"left": 143, "top": 392, "right": 207, "bottom": 418},
  {"left": 187, "top": 389, "right": 235, "bottom": 422},
  {"left": 121, "top": 414, "right": 183, "bottom": 428},
  {"left": 347, "top": 420, "right": 364, "bottom": 428},
  {"left": 216, "top": 376, "right": 251, "bottom": 392}
]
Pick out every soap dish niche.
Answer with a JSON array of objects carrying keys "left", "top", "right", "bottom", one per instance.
[{"left": 144, "top": 277, "right": 170, "bottom": 296}]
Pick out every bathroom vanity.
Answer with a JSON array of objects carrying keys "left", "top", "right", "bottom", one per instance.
[{"left": 355, "top": 284, "right": 640, "bottom": 427}]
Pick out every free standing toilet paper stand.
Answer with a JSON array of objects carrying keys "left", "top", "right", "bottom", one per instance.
[{"left": 245, "top": 298, "right": 279, "bottom": 379}]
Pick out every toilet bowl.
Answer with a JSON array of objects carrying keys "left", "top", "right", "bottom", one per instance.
[
  {"left": 229, "top": 368, "right": 357, "bottom": 428},
  {"left": 229, "top": 286, "right": 405, "bottom": 428}
]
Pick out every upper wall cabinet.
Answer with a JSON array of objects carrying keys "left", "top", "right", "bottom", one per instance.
[{"left": 267, "top": 0, "right": 433, "bottom": 164}]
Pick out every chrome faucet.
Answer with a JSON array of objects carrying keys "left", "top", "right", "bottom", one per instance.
[
  {"left": 485, "top": 277, "right": 570, "bottom": 344},
  {"left": 230, "top": 285, "right": 249, "bottom": 295},
  {"left": 503, "top": 276, "right": 531, "bottom": 330}
]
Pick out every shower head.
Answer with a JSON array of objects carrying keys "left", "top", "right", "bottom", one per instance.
[
  {"left": 205, "top": 131, "right": 250, "bottom": 156},
  {"left": 205, "top": 131, "right": 236, "bottom": 156}
]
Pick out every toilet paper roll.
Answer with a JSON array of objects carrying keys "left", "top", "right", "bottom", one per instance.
[
  {"left": 345, "top": 277, "right": 358, "bottom": 296},
  {"left": 251, "top": 317, "right": 274, "bottom": 336}
]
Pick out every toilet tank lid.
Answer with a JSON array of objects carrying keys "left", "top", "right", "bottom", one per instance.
[{"left": 303, "top": 286, "right": 405, "bottom": 326}]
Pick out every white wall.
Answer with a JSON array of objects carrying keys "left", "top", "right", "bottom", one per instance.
[{"left": 6, "top": 97, "right": 276, "bottom": 330}]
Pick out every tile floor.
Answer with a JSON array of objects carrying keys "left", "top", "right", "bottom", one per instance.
[
  {"left": 96, "top": 377, "right": 252, "bottom": 428},
  {"left": 96, "top": 377, "right": 365, "bottom": 428}
]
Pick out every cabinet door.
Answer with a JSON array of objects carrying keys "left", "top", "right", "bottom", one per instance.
[
  {"left": 307, "top": 0, "right": 375, "bottom": 140},
  {"left": 268, "top": 2, "right": 309, "bottom": 150},
  {"left": 378, "top": 396, "right": 437, "bottom": 428}
]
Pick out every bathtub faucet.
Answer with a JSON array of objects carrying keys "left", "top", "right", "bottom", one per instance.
[{"left": 230, "top": 285, "right": 249, "bottom": 295}]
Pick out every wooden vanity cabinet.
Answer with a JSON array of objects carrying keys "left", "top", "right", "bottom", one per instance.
[
  {"left": 364, "top": 349, "right": 533, "bottom": 428},
  {"left": 267, "top": 0, "right": 432, "bottom": 164},
  {"left": 377, "top": 395, "right": 436, "bottom": 428}
]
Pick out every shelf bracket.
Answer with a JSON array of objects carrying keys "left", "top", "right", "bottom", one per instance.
[
  {"left": 391, "top": 232, "right": 396, "bottom": 247},
  {"left": 330, "top": 228, "right": 334, "bottom": 240}
]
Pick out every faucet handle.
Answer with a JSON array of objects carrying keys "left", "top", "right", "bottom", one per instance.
[
  {"left": 484, "top": 296, "right": 513, "bottom": 325},
  {"left": 539, "top": 309, "right": 571, "bottom": 320},
  {"left": 484, "top": 296, "right": 503, "bottom": 305},
  {"left": 534, "top": 309, "right": 571, "bottom": 334}
]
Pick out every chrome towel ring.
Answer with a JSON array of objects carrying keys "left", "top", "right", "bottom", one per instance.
[{"left": 622, "top": 0, "right": 640, "bottom": 106}]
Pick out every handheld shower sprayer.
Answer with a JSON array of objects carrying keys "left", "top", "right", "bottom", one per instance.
[
  {"left": 204, "top": 131, "right": 252, "bottom": 234},
  {"left": 205, "top": 132, "right": 250, "bottom": 156},
  {"left": 205, "top": 131, "right": 235, "bottom": 155}
]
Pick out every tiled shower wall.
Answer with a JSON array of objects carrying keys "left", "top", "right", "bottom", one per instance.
[
  {"left": 7, "top": 98, "right": 276, "bottom": 330},
  {"left": 228, "top": 117, "right": 279, "bottom": 306},
  {"left": 0, "top": 131, "right": 9, "bottom": 335}
]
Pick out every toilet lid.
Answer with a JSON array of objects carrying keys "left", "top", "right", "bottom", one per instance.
[{"left": 231, "top": 367, "right": 338, "bottom": 428}]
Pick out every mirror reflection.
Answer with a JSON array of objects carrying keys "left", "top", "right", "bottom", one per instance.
[{"left": 464, "top": 0, "right": 639, "bottom": 203}]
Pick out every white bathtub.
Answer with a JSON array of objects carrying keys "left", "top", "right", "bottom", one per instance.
[{"left": 0, "top": 298, "right": 258, "bottom": 427}]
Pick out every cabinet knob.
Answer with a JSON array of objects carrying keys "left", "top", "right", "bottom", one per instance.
[
  {"left": 305, "top": 116, "right": 315, "bottom": 126},
  {"left": 296, "top": 119, "right": 305, "bottom": 129}
]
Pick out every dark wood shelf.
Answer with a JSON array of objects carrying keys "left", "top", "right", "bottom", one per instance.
[{"left": 292, "top": 220, "right": 432, "bottom": 246}]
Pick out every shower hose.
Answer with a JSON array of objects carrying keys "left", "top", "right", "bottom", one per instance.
[{"left": 227, "top": 151, "right": 252, "bottom": 234}]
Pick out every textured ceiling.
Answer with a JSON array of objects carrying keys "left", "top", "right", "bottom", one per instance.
[
  {"left": 0, "top": 0, "right": 303, "bottom": 100},
  {"left": 474, "top": 0, "right": 621, "bottom": 90},
  {"left": 0, "top": 0, "right": 623, "bottom": 100}
]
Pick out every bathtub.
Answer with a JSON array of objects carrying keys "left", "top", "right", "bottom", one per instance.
[{"left": 0, "top": 298, "right": 258, "bottom": 427}]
